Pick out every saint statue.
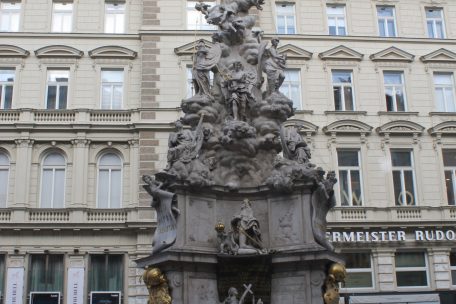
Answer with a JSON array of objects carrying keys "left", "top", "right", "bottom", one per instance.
[
  {"left": 262, "top": 37, "right": 286, "bottom": 96},
  {"left": 191, "top": 40, "right": 221, "bottom": 99},
  {"left": 231, "top": 199, "right": 263, "bottom": 252},
  {"left": 280, "top": 126, "right": 311, "bottom": 164},
  {"left": 225, "top": 61, "right": 256, "bottom": 121}
]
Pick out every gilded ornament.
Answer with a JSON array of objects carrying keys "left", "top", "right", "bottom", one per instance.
[{"left": 142, "top": 267, "right": 172, "bottom": 304}]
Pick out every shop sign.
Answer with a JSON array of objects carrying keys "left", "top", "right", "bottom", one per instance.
[
  {"left": 6, "top": 267, "right": 24, "bottom": 304},
  {"left": 327, "top": 229, "right": 456, "bottom": 243},
  {"left": 67, "top": 268, "right": 84, "bottom": 304}
]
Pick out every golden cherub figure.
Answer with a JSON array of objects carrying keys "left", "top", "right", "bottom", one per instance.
[{"left": 141, "top": 267, "right": 172, "bottom": 304}]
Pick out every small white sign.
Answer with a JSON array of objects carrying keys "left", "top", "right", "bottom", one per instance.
[
  {"left": 67, "top": 268, "right": 85, "bottom": 304},
  {"left": 6, "top": 267, "right": 24, "bottom": 304}
]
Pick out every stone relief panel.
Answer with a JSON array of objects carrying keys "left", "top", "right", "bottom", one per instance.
[
  {"left": 269, "top": 195, "right": 303, "bottom": 247},
  {"left": 186, "top": 197, "right": 217, "bottom": 247},
  {"left": 188, "top": 278, "right": 219, "bottom": 304},
  {"left": 271, "top": 273, "right": 308, "bottom": 304}
]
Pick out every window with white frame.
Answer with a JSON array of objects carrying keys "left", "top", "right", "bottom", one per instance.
[
  {"left": 29, "top": 254, "right": 64, "bottom": 293},
  {"left": 186, "top": 66, "right": 213, "bottom": 98},
  {"left": 279, "top": 69, "right": 301, "bottom": 110},
  {"left": 332, "top": 70, "right": 354, "bottom": 111},
  {"left": 52, "top": 2, "right": 73, "bottom": 32},
  {"left": 395, "top": 252, "right": 428, "bottom": 287},
  {"left": 434, "top": 73, "right": 456, "bottom": 112},
  {"left": 450, "top": 252, "right": 456, "bottom": 285},
  {"left": 187, "top": 1, "right": 216, "bottom": 30},
  {"left": 377, "top": 6, "right": 396, "bottom": 37},
  {"left": 0, "top": 68, "right": 14, "bottom": 109},
  {"left": 327, "top": 5, "right": 346, "bottom": 36},
  {"left": 0, "top": 2, "right": 20, "bottom": 32},
  {"left": 40, "top": 152, "right": 66, "bottom": 208},
  {"left": 337, "top": 150, "right": 363, "bottom": 206},
  {"left": 46, "top": 69, "right": 69, "bottom": 110},
  {"left": 101, "top": 69, "right": 123, "bottom": 109},
  {"left": 105, "top": 1, "right": 125, "bottom": 34},
  {"left": 384, "top": 71, "right": 406, "bottom": 112},
  {"left": 276, "top": 3, "right": 296, "bottom": 34},
  {"left": 443, "top": 149, "right": 456, "bottom": 206},
  {"left": 426, "top": 8, "right": 445, "bottom": 39},
  {"left": 342, "top": 252, "right": 373, "bottom": 288},
  {"left": 0, "top": 153, "right": 9, "bottom": 208},
  {"left": 97, "top": 153, "right": 122, "bottom": 208},
  {"left": 391, "top": 150, "right": 416, "bottom": 206}
]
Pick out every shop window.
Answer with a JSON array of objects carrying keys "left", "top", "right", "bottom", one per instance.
[
  {"left": 395, "top": 252, "right": 428, "bottom": 287},
  {"left": 434, "top": 73, "right": 456, "bottom": 112},
  {"left": 89, "top": 254, "right": 124, "bottom": 292},
  {"left": 186, "top": 1, "right": 215, "bottom": 30},
  {"left": 342, "top": 252, "right": 373, "bottom": 288},
  {"left": 276, "top": 3, "right": 296, "bottom": 34},
  {"left": 46, "top": 69, "right": 69, "bottom": 110},
  {"left": 332, "top": 70, "right": 354, "bottom": 111},
  {"left": 40, "top": 153, "right": 66, "bottom": 208},
  {"left": 52, "top": 2, "right": 73, "bottom": 32},
  {"left": 0, "top": 2, "right": 20, "bottom": 32},
  {"left": 97, "top": 153, "right": 122, "bottom": 208},
  {"left": 443, "top": 150, "right": 456, "bottom": 206},
  {"left": 327, "top": 5, "right": 346, "bottom": 36},
  {"left": 384, "top": 71, "right": 406, "bottom": 112},
  {"left": 105, "top": 1, "right": 125, "bottom": 34},
  {"left": 377, "top": 6, "right": 396, "bottom": 37},
  {"left": 29, "top": 254, "right": 64, "bottom": 292},
  {"left": 0, "top": 152, "right": 9, "bottom": 208},
  {"left": 279, "top": 69, "right": 301, "bottom": 110},
  {"left": 450, "top": 252, "right": 456, "bottom": 285},
  {"left": 391, "top": 150, "right": 416, "bottom": 206},
  {"left": 337, "top": 150, "right": 363, "bottom": 206},
  {"left": 101, "top": 69, "right": 123, "bottom": 109},
  {"left": 426, "top": 8, "right": 445, "bottom": 39}
]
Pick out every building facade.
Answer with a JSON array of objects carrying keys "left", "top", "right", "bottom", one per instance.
[{"left": 0, "top": 0, "right": 456, "bottom": 303}]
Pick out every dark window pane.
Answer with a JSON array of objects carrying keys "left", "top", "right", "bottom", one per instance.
[
  {"left": 47, "top": 86, "right": 57, "bottom": 109},
  {"left": 4, "top": 85, "right": 13, "bottom": 109},
  {"left": 396, "top": 271, "right": 427, "bottom": 286},
  {"left": 333, "top": 86, "right": 342, "bottom": 110},
  {"left": 396, "top": 88, "right": 405, "bottom": 111},
  {"left": 344, "top": 87, "right": 353, "bottom": 110},
  {"left": 89, "top": 255, "right": 123, "bottom": 292},
  {"left": 450, "top": 252, "right": 456, "bottom": 266},
  {"left": 445, "top": 171, "right": 455, "bottom": 205},
  {"left": 350, "top": 170, "right": 362, "bottom": 206},
  {"left": 395, "top": 252, "right": 426, "bottom": 267},
  {"left": 391, "top": 151, "right": 412, "bottom": 166},
  {"left": 452, "top": 270, "right": 456, "bottom": 285},
  {"left": 338, "top": 150, "right": 359, "bottom": 166},
  {"left": 443, "top": 150, "right": 456, "bottom": 166},
  {"left": 0, "top": 255, "right": 4, "bottom": 294},
  {"left": 392, "top": 170, "right": 402, "bottom": 206},
  {"left": 58, "top": 85, "right": 68, "bottom": 109},
  {"left": 345, "top": 272, "right": 373, "bottom": 288},
  {"left": 339, "top": 170, "right": 349, "bottom": 206},
  {"left": 385, "top": 88, "right": 394, "bottom": 111},
  {"left": 29, "top": 255, "right": 64, "bottom": 292},
  {"left": 344, "top": 252, "right": 371, "bottom": 268},
  {"left": 403, "top": 170, "right": 416, "bottom": 205}
]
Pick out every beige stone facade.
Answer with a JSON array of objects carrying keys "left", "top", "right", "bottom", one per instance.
[{"left": 1, "top": 0, "right": 456, "bottom": 303}]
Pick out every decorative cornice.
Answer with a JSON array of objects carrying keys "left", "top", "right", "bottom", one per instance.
[
  {"left": 322, "top": 119, "right": 373, "bottom": 135},
  {"left": 370, "top": 46, "right": 415, "bottom": 63},
  {"left": 88, "top": 46, "right": 137, "bottom": 59},
  {"left": 283, "top": 119, "right": 318, "bottom": 135},
  {"left": 376, "top": 120, "right": 425, "bottom": 135},
  {"left": 0, "top": 45, "right": 29, "bottom": 58},
  {"left": 174, "top": 39, "right": 212, "bottom": 56},
  {"left": 277, "top": 44, "right": 312, "bottom": 60},
  {"left": 318, "top": 45, "right": 364, "bottom": 61},
  {"left": 35, "top": 45, "right": 84, "bottom": 59},
  {"left": 428, "top": 121, "right": 456, "bottom": 136},
  {"left": 420, "top": 48, "right": 456, "bottom": 63}
]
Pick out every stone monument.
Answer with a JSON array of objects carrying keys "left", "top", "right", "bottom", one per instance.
[{"left": 137, "top": 1, "right": 344, "bottom": 303}]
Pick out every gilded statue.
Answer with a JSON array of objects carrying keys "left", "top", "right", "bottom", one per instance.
[{"left": 142, "top": 268, "right": 172, "bottom": 304}]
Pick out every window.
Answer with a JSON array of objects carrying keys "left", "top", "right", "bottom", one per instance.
[
  {"left": 276, "top": 3, "right": 296, "bottom": 34},
  {"left": 395, "top": 252, "right": 428, "bottom": 287},
  {"left": 443, "top": 150, "right": 456, "bottom": 205},
  {"left": 434, "top": 73, "right": 455, "bottom": 112},
  {"left": 0, "top": 153, "right": 9, "bottom": 208},
  {"left": 89, "top": 255, "right": 123, "bottom": 292},
  {"left": 105, "top": 2, "right": 125, "bottom": 34},
  {"left": 187, "top": 1, "right": 215, "bottom": 30},
  {"left": 186, "top": 66, "right": 214, "bottom": 98},
  {"left": 46, "top": 69, "right": 69, "bottom": 110},
  {"left": 332, "top": 70, "right": 354, "bottom": 111},
  {"left": 40, "top": 153, "right": 66, "bottom": 208},
  {"left": 377, "top": 6, "right": 396, "bottom": 37},
  {"left": 0, "top": 2, "right": 20, "bottom": 32},
  {"left": 327, "top": 5, "right": 346, "bottom": 36},
  {"left": 384, "top": 71, "right": 406, "bottom": 112},
  {"left": 0, "top": 255, "right": 4, "bottom": 301},
  {"left": 337, "top": 150, "right": 363, "bottom": 206},
  {"left": 279, "top": 69, "right": 301, "bottom": 110},
  {"left": 97, "top": 153, "right": 122, "bottom": 208},
  {"left": 342, "top": 252, "right": 373, "bottom": 288},
  {"left": 391, "top": 150, "right": 416, "bottom": 206},
  {"left": 0, "top": 68, "right": 14, "bottom": 109},
  {"left": 29, "top": 254, "right": 64, "bottom": 292},
  {"left": 101, "top": 69, "right": 123, "bottom": 109},
  {"left": 426, "top": 8, "right": 445, "bottom": 39},
  {"left": 450, "top": 252, "right": 456, "bottom": 285},
  {"left": 52, "top": 2, "right": 73, "bottom": 32}
]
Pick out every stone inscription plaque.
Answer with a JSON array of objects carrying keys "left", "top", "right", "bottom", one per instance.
[{"left": 217, "top": 255, "right": 272, "bottom": 304}]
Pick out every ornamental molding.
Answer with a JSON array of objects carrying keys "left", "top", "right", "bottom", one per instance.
[
  {"left": 318, "top": 45, "right": 364, "bottom": 61},
  {"left": 428, "top": 121, "right": 456, "bottom": 136},
  {"left": 376, "top": 120, "right": 425, "bottom": 135},
  {"left": 277, "top": 44, "right": 312, "bottom": 60},
  {"left": 88, "top": 46, "right": 137, "bottom": 59},
  {"left": 35, "top": 45, "right": 84, "bottom": 59},
  {"left": 0, "top": 45, "right": 29, "bottom": 58},
  {"left": 322, "top": 119, "right": 373, "bottom": 135},
  {"left": 283, "top": 119, "right": 318, "bottom": 135},
  {"left": 420, "top": 48, "right": 456, "bottom": 63},
  {"left": 370, "top": 46, "right": 415, "bottom": 63},
  {"left": 174, "top": 39, "right": 212, "bottom": 56}
]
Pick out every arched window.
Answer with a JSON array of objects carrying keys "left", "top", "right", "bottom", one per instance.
[
  {"left": 0, "top": 153, "right": 9, "bottom": 208},
  {"left": 97, "top": 153, "right": 122, "bottom": 208},
  {"left": 40, "top": 152, "right": 66, "bottom": 208}
]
